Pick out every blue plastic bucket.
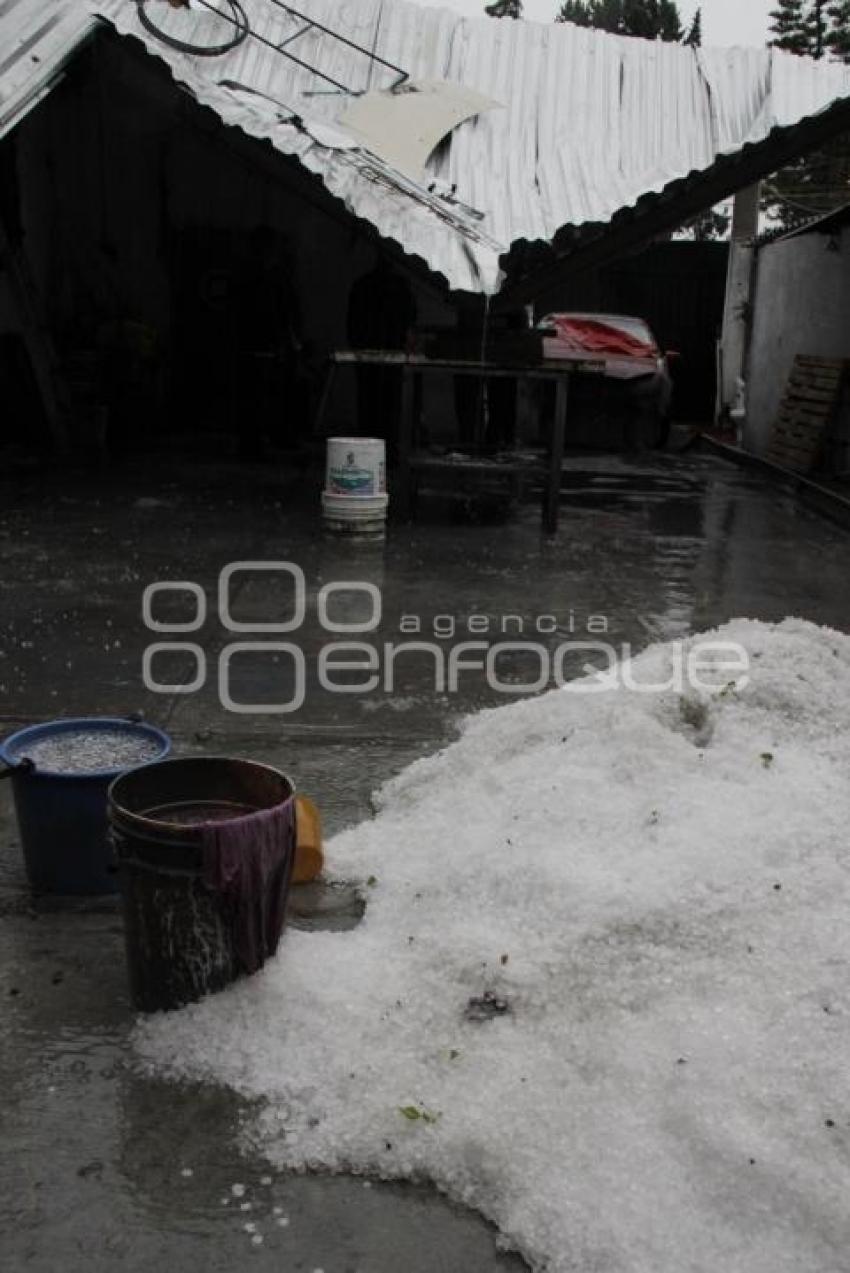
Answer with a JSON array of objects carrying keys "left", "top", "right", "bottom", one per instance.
[{"left": 0, "top": 717, "right": 171, "bottom": 895}]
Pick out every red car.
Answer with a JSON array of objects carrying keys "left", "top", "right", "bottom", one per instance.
[{"left": 537, "top": 312, "right": 676, "bottom": 450}]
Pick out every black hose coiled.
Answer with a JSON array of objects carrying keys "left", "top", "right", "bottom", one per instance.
[{"left": 136, "top": 0, "right": 251, "bottom": 58}]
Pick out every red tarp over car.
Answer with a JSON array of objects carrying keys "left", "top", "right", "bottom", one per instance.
[{"left": 545, "top": 317, "right": 659, "bottom": 360}]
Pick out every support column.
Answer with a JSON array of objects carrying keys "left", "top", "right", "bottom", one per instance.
[{"left": 718, "top": 184, "right": 760, "bottom": 440}]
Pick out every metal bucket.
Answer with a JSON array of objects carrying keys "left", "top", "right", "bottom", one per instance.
[
  {"left": 108, "top": 756, "right": 296, "bottom": 1012},
  {"left": 0, "top": 716, "right": 171, "bottom": 894}
]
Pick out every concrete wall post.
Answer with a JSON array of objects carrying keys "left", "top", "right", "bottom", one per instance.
[{"left": 719, "top": 185, "right": 760, "bottom": 434}]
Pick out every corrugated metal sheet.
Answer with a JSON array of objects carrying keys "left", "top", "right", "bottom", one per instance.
[
  {"left": 0, "top": 0, "right": 98, "bottom": 139},
  {"left": 4, "top": 0, "right": 850, "bottom": 294},
  {"left": 95, "top": 0, "right": 850, "bottom": 291},
  {"left": 99, "top": 0, "right": 508, "bottom": 292}
]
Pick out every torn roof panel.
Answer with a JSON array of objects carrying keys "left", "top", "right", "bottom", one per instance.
[
  {"left": 4, "top": 0, "right": 850, "bottom": 294},
  {"left": 339, "top": 80, "right": 502, "bottom": 183}
]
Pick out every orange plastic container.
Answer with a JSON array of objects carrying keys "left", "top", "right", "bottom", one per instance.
[{"left": 294, "top": 795, "right": 323, "bottom": 883}]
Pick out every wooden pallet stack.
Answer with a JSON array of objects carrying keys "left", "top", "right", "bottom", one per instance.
[{"left": 766, "top": 355, "right": 849, "bottom": 474}]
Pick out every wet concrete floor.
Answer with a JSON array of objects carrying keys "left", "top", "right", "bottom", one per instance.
[{"left": 1, "top": 449, "right": 848, "bottom": 1271}]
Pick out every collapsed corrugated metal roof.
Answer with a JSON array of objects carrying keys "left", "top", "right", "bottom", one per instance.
[{"left": 4, "top": 0, "right": 850, "bottom": 294}]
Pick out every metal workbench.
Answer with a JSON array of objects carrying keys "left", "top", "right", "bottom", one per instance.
[{"left": 317, "top": 350, "right": 604, "bottom": 533}]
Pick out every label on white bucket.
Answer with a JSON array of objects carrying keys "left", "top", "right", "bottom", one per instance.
[
  {"left": 329, "top": 463, "right": 374, "bottom": 495},
  {"left": 326, "top": 438, "right": 386, "bottom": 497}
]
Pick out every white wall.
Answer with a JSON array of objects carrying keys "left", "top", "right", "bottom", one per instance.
[{"left": 746, "top": 226, "right": 850, "bottom": 457}]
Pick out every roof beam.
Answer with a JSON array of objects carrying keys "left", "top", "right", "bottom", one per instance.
[{"left": 496, "top": 96, "right": 850, "bottom": 310}]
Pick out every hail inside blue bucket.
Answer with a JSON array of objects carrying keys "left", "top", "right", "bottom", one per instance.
[{"left": 0, "top": 717, "right": 171, "bottom": 894}]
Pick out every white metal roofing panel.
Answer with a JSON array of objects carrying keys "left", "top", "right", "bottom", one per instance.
[
  {"left": 4, "top": 0, "right": 850, "bottom": 293},
  {"left": 0, "top": 0, "right": 99, "bottom": 139},
  {"left": 98, "top": 0, "right": 506, "bottom": 291},
  {"left": 95, "top": 0, "right": 850, "bottom": 291}
]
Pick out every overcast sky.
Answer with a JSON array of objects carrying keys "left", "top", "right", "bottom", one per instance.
[{"left": 408, "top": 0, "right": 773, "bottom": 47}]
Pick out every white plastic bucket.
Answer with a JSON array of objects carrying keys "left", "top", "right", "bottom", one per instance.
[
  {"left": 321, "top": 491, "right": 389, "bottom": 538},
  {"left": 325, "top": 437, "right": 386, "bottom": 498}
]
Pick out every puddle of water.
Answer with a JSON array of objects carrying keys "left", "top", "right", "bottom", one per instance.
[{"left": 0, "top": 913, "right": 526, "bottom": 1272}]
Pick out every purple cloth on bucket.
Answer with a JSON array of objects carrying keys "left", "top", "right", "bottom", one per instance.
[{"left": 200, "top": 798, "right": 296, "bottom": 976}]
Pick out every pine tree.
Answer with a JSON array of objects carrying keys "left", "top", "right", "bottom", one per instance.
[
  {"left": 657, "top": 0, "right": 683, "bottom": 40},
  {"left": 769, "top": 0, "right": 846, "bottom": 56},
  {"left": 556, "top": 0, "right": 684, "bottom": 41},
  {"left": 826, "top": 0, "right": 850, "bottom": 59},
  {"left": 485, "top": 0, "right": 523, "bottom": 16},
  {"left": 684, "top": 7, "right": 702, "bottom": 46},
  {"left": 681, "top": 206, "right": 731, "bottom": 240},
  {"left": 768, "top": 0, "right": 809, "bottom": 53},
  {"left": 557, "top": 1, "right": 622, "bottom": 31},
  {"left": 803, "top": 0, "right": 829, "bottom": 55}
]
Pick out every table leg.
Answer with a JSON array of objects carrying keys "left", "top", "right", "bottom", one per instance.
[
  {"left": 312, "top": 361, "right": 335, "bottom": 437},
  {"left": 544, "top": 375, "right": 568, "bottom": 533},
  {"left": 395, "top": 366, "right": 414, "bottom": 521}
]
